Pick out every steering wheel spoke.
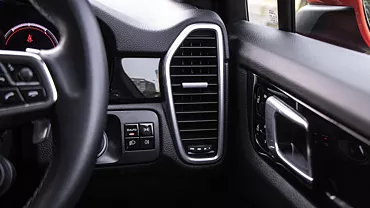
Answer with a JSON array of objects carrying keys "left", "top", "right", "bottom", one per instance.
[
  {"left": 0, "top": 0, "right": 108, "bottom": 207},
  {"left": 0, "top": 50, "right": 57, "bottom": 129}
]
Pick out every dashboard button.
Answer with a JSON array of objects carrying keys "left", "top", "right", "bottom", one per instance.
[
  {"left": 20, "top": 87, "right": 46, "bottom": 103},
  {"left": 124, "top": 124, "right": 139, "bottom": 137},
  {"left": 0, "top": 88, "right": 23, "bottom": 106},
  {"left": 187, "top": 145, "right": 213, "bottom": 154},
  {"left": 125, "top": 138, "right": 139, "bottom": 151},
  {"left": 140, "top": 137, "right": 154, "bottom": 150},
  {"left": 139, "top": 123, "right": 153, "bottom": 136},
  {"left": 255, "top": 119, "right": 266, "bottom": 134}
]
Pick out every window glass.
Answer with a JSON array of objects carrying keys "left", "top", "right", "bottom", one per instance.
[
  {"left": 296, "top": 0, "right": 370, "bottom": 53},
  {"left": 247, "top": 0, "right": 279, "bottom": 28},
  {"left": 247, "top": 0, "right": 307, "bottom": 28}
]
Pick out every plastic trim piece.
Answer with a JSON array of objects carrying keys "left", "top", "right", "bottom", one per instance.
[
  {"left": 163, "top": 23, "right": 225, "bottom": 164},
  {"left": 97, "top": 132, "right": 108, "bottom": 158},
  {"left": 265, "top": 96, "right": 313, "bottom": 182}
]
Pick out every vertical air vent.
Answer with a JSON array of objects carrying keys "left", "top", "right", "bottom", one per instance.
[{"left": 164, "top": 24, "right": 224, "bottom": 164}]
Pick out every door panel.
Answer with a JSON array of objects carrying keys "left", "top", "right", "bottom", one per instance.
[{"left": 229, "top": 21, "right": 370, "bottom": 207}]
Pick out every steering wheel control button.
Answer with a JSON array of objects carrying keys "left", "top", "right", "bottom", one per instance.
[
  {"left": 0, "top": 74, "right": 10, "bottom": 86},
  {"left": 125, "top": 138, "right": 139, "bottom": 151},
  {"left": 0, "top": 88, "right": 23, "bottom": 106},
  {"left": 139, "top": 123, "right": 154, "bottom": 136},
  {"left": 5, "top": 63, "right": 39, "bottom": 85},
  {"left": 18, "top": 67, "right": 34, "bottom": 82},
  {"left": 140, "top": 137, "right": 154, "bottom": 150},
  {"left": 124, "top": 124, "right": 139, "bottom": 137},
  {"left": 20, "top": 87, "right": 46, "bottom": 103}
]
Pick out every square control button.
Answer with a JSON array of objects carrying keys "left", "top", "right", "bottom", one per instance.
[
  {"left": 0, "top": 89, "right": 23, "bottom": 106},
  {"left": 125, "top": 138, "right": 139, "bottom": 151},
  {"left": 20, "top": 87, "right": 46, "bottom": 103},
  {"left": 140, "top": 137, "right": 154, "bottom": 150},
  {"left": 139, "top": 123, "right": 153, "bottom": 136},
  {"left": 124, "top": 124, "right": 139, "bottom": 137}
]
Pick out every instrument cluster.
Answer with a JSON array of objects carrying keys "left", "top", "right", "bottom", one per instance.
[{"left": 0, "top": 0, "right": 59, "bottom": 51}]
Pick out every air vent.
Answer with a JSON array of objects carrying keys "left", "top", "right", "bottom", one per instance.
[{"left": 164, "top": 24, "right": 224, "bottom": 164}]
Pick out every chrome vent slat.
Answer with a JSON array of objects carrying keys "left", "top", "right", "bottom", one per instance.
[
  {"left": 185, "top": 37, "right": 216, "bottom": 40},
  {"left": 173, "top": 56, "right": 217, "bottom": 58},
  {"left": 164, "top": 24, "right": 224, "bottom": 164},
  {"left": 177, "top": 119, "right": 218, "bottom": 123},
  {"left": 181, "top": 137, "right": 218, "bottom": 141},
  {"left": 179, "top": 128, "right": 218, "bottom": 132},
  {"left": 180, "top": 46, "right": 216, "bottom": 49},
  {"left": 170, "top": 74, "right": 217, "bottom": 77},
  {"left": 176, "top": 110, "right": 217, "bottom": 114},
  {"left": 171, "top": 83, "right": 217, "bottom": 87},
  {"left": 170, "top": 65, "right": 217, "bottom": 68},
  {"left": 173, "top": 92, "right": 217, "bottom": 96}
]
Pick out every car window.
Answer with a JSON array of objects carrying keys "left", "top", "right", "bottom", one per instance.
[
  {"left": 247, "top": 0, "right": 307, "bottom": 29},
  {"left": 247, "top": 0, "right": 279, "bottom": 28},
  {"left": 248, "top": 0, "right": 370, "bottom": 53},
  {"left": 296, "top": 0, "right": 370, "bottom": 53}
]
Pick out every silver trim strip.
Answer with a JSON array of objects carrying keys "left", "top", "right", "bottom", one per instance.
[
  {"left": 182, "top": 82, "right": 208, "bottom": 89},
  {"left": 163, "top": 23, "right": 224, "bottom": 164},
  {"left": 0, "top": 50, "right": 57, "bottom": 117},
  {"left": 278, "top": 87, "right": 370, "bottom": 147},
  {"left": 253, "top": 73, "right": 370, "bottom": 147},
  {"left": 97, "top": 132, "right": 108, "bottom": 158},
  {"left": 265, "top": 96, "right": 313, "bottom": 182}
]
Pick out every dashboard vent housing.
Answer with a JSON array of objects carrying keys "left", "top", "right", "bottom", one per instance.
[{"left": 164, "top": 24, "right": 224, "bottom": 164}]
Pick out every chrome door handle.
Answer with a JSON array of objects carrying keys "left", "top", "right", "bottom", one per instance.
[{"left": 265, "top": 96, "right": 313, "bottom": 183}]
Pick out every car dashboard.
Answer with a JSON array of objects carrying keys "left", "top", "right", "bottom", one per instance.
[
  {"left": 0, "top": 0, "right": 230, "bottom": 206},
  {"left": 2, "top": 0, "right": 370, "bottom": 207},
  {"left": 1, "top": 0, "right": 230, "bottom": 192}
]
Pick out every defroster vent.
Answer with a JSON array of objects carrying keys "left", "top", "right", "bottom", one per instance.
[{"left": 164, "top": 24, "right": 224, "bottom": 164}]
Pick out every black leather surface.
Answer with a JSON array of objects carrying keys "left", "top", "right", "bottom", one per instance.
[
  {"left": 89, "top": 0, "right": 230, "bottom": 59},
  {"left": 24, "top": 0, "right": 109, "bottom": 207},
  {"left": 230, "top": 21, "right": 370, "bottom": 145}
]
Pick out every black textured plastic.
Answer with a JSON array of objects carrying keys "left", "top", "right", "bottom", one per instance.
[{"left": 90, "top": 0, "right": 230, "bottom": 59}]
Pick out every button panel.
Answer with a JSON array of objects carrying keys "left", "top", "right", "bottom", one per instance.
[
  {"left": 0, "top": 58, "right": 54, "bottom": 112},
  {"left": 5, "top": 63, "right": 40, "bottom": 84},
  {"left": 254, "top": 84, "right": 268, "bottom": 152},
  {"left": 124, "top": 122, "right": 155, "bottom": 151},
  {"left": 187, "top": 145, "right": 214, "bottom": 154},
  {"left": 103, "top": 111, "right": 159, "bottom": 165}
]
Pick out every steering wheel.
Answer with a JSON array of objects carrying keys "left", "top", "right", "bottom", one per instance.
[{"left": 0, "top": 0, "right": 108, "bottom": 207}]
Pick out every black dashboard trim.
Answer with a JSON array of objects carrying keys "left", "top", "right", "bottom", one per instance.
[{"left": 89, "top": 0, "right": 229, "bottom": 59}]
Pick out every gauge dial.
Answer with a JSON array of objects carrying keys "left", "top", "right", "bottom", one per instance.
[{"left": 4, "top": 23, "right": 58, "bottom": 51}]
